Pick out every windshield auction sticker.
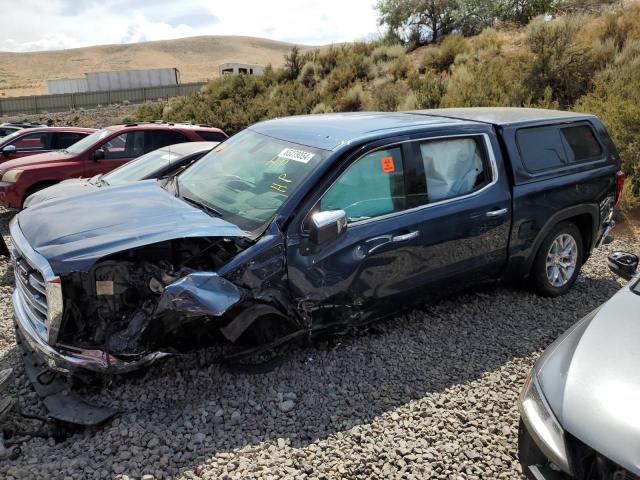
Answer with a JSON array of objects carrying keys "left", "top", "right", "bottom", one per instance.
[{"left": 278, "top": 148, "right": 315, "bottom": 164}]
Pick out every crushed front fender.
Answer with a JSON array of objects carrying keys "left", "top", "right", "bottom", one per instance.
[{"left": 156, "top": 272, "right": 243, "bottom": 317}]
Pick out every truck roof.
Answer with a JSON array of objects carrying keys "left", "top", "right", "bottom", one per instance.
[
  {"left": 411, "top": 107, "right": 596, "bottom": 127},
  {"left": 251, "top": 112, "right": 469, "bottom": 150},
  {"left": 251, "top": 108, "right": 598, "bottom": 150}
]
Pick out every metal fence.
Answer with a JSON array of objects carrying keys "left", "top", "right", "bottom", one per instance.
[{"left": 0, "top": 82, "right": 207, "bottom": 116}]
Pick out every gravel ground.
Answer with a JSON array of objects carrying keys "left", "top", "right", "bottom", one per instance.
[{"left": 0, "top": 205, "right": 633, "bottom": 480}]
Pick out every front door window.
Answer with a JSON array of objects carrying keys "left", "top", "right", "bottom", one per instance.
[
  {"left": 320, "top": 147, "right": 405, "bottom": 223},
  {"left": 99, "top": 131, "right": 145, "bottom": 159}
]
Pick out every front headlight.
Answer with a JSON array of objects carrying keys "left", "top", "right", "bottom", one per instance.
[
  {"left": 519, "top": 371, "right": 571, "bottom": 474},
  {"left": 2, "top": 169, "right": 23, "bottom": 183}
]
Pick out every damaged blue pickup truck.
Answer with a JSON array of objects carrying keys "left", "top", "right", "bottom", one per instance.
[{"left": 10, "top": 108, "right": 622, "bottom": 385}]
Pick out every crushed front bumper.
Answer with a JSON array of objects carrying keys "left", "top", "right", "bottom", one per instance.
[
  {"left": 13, "top": 288, "right": 170, "bottom": 375},
  {"left": 10, "top": 215, "right": 170, "bottom": 375},
  {"left": 15, "top": 328, "right": 116, "bottom": 426}
]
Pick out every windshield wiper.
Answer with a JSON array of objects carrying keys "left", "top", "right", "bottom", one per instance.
[{"left": 182, "top": 195, "right": 223, "bottom": 217}]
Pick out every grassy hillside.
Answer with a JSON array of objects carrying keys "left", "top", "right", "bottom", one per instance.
[
  {"left": 134, "top": 2, "right": 640, "bottom": 206},
  {"left": 0, "top": 36, "right": 319, "bottom": 97}
]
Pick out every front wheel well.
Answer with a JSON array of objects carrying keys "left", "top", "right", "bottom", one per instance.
[{"left": 23, "top": 180, "right": 59, "bottom": 206}]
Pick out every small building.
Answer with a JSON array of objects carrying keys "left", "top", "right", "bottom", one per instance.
[{"left": 218, "top": 63, "right": 265, "bottom": 76}]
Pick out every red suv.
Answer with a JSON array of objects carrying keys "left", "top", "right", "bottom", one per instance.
[
  {"left": 0, "top": 123, "right": 227, "bottom": 208},
  {"left": 0, "top": 127, "right": 95, "bottom": 162}
]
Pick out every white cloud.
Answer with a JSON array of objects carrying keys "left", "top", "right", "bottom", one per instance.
[
  {"left": 204, "top": 0, "right": 381, "bottom": 44},
  {"left": 0, "top": 0, "right": 380, "bottom": 52}
]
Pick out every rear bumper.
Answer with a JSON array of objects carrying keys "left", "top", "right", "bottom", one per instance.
[{"left": 595, "top": 220, "right": 615, "bottom": 248}]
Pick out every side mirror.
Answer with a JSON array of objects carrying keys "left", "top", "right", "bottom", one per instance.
[
  {"left": 2, "top": 145, "right": 16, "bottom": 155},
  {"left": 92, "top": 148, "right": 105, "bottom": 161},
  {"left": 607, "top": 251, "right": 639, "bottom": 281},
  {"left": 309, "top": 210, "right": 347, "bottom": 246}
]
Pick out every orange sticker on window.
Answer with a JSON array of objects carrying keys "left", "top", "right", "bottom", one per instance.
[
  {"left": 381, "top": 156, "right": 395, "bottom": 173},
  {"left": 214, "top": 143, "right": 228, "bottom": 152}
]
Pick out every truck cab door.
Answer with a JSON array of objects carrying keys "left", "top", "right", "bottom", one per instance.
[
  {"left": 287, "top": 142, "right": 432, "bottom": 324},
  {"left": 403, "top": 133, "right": 512, "bottom": 292}
]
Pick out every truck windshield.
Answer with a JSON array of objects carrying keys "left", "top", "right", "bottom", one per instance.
[
  {"left": 177, "top": 130, "right": 327, "bottom": 231},
  {"left": 65, "top": 128, "right": 112, "bottom": 154}
]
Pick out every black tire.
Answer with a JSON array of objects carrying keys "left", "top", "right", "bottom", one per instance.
[{"left": 531, "top": 221, "right": 583, "bottom": 297}]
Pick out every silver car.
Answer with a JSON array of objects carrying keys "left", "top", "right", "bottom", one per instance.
[{"left": 518, "top": 251, "right": 640, "bottom": 479}]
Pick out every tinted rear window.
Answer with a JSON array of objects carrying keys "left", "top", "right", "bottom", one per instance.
[
  {"left": 561, "top": 125, "right": 602, "bottom": 161},
  {"left": 52, "top": 132, "right": 87, "bottom": 149},
  {"left": 147, "top": 130, "right": 189, "bottom": 151},
  {"left": 517, "top": 123, "right": 603, "bottom": 172},
  {"left": 197, "top": 130, "right": 227, "bottom": 142}
]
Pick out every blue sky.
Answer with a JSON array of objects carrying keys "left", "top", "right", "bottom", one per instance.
[{"left": 2, "top": 0, "right": 381, "bottom": 52}]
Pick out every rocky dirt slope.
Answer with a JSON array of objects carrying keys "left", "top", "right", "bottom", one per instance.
[{"left": 0, "top": 104, "right": 142, "bottom": 129}]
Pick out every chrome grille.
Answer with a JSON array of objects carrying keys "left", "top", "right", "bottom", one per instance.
[
  {"left": 12, "top": 249, "right": 49, "bottom": 334},
  {"left": 9, "top": 217, "right": 63, "bottom": 346}
]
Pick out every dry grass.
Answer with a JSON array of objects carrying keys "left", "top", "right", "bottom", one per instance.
[{"left": 0, "top": 36, "right": 321, "bottom": 97}]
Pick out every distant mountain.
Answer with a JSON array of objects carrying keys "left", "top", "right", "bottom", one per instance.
[{"left": 0, "top": 36, "right": 320, "bottom": 97}]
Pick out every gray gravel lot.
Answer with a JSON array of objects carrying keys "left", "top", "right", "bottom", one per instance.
[{"left": 0, "top": 205, "right": 632, "bottom": 479}]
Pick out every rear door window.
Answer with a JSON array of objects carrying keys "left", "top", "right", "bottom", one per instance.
[
  {"left": 418, "top": 137, "right": 489, "bottom": 202},
  {"left": 51, "top": 131, "right": 87, "bottom": 149},
  {"left": 99, "top": 131, "right": 146, "bottom": 159},
  {"left": 146, "top": 130, "right": 189, "bottom": 151},
  {"left": 517, "top": 123, "right": 603, "bottom": 172}
]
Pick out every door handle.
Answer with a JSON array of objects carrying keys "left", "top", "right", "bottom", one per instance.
[
  {"left": 392, "top": 231, "right": 419, "bottom": 242},
  {"left": 364, "top": 231, "right": 419, "bottom": 255},
  {"left": 486, "top": 208, "right": 508, "bottom": 217}
]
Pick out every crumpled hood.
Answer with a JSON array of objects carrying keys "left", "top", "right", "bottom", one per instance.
[
  {"left": 0, "top": 151, "right": 73, "bottom": 172},
  {"left": 23, "top": 178, "right": 95, "bottom": 208},
  {"left": 536, "top": 283, "right": 640, "bottom": 475},
  {"left": 17, "top": 180, "right": 248, "bottom": 274}
]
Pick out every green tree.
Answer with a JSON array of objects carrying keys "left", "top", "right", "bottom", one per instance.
[
  {"left": 457, "top": 0, "right": 500, "bottom": 36},
  {"left": 283, "top": 46, "right": 303, "bottom": 81},
  {"left": 376, "top": 0, "right": 461, "bottom": 47},
  {"left": 498, "top": 0, "right": 556, "bottom": 24}
]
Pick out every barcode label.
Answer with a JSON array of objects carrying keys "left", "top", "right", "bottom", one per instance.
[{"left": 278, "top": 148, "right": 315, "bottom": 163}]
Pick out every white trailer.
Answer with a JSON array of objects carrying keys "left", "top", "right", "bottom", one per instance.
[
  {"left": 85, "top": 68, "right": 180, "bottom": 92},
  {"left": 47, "top": 68, "right": 181, "bottom": 94},
  {"left": 46, "top": 78, "right": 89, "bottom": 94}
]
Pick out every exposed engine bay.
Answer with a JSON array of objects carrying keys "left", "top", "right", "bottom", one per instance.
[{"left": 57, "top": 237, "right": 260, "bottom": 358}]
